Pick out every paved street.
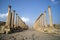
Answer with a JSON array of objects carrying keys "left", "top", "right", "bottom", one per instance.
[{"left": 0, "top": 29, "right": 60, "bottom": 40}]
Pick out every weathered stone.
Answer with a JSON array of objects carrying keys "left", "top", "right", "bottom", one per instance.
[
  {"left": 48, "top": 6, "right": 53, "bottom": 27},
  {"left": 11, "top": 10, "right": 15, "bottom": 28},
  {"left": 44, "top": 11, "right": 47, "bottom": 27},
  {"left": 5, "top": 5, "right": 11, "bottom": 28}
]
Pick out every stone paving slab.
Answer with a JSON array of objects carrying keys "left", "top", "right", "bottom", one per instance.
[{"left": 0, "top": 30, "right": 60, "bottom": 40}]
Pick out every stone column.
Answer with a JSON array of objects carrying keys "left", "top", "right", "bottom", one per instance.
[
  {"left": 48, "top": 6, "right": 53, "bottom": 27},
  {"left": 44, "top": 11, "right": 47, "bottom": 27},
  {"left": 38, "top": 14, "right": 40, "bottom": 27},
  {"left": 11, "top": 10, "right": 15, "bottom": 28},
  {"left": 6, "top": 5, "right": 11, "bottom": 28},
  {"left": 40, "top": 17, "right": 41, "bottom": 27},
  {"left": 16, "top": 13, "right": 18, "bottom": 27},
  {"left": 18, "top": 16, "right": 20, "bottom": 27},
  {"left": 40, "top": 14, "right": 42, "bottom": 27},
  {"left": 42, "top": 14, "right": 44, "bottom": 27},
  {"left": 41, "top": 14, "right": 44, "bottom": 27},
  {"left": 39, "top": 14, "right": 44, "bottom": 30},
  {"left": 19, "top": 18, "right": 21, "bottom": 26},
  {"left": 41, "top": 15, "right": 42, "bottom": 26}
]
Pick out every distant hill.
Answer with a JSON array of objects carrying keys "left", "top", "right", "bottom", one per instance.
[{"left": 0, "top": 21, "right": 6, "bottom": 26}]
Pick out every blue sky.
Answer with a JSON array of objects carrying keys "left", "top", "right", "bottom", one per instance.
[{"left": 0, "top": 0, "right": 60, "bottom": 26}]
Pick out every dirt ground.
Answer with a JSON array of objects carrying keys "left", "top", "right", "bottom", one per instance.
[{"left": 0, "top": 29, "right": 60, "bottom": 40}]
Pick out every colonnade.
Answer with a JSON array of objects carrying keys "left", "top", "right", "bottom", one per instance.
[
  {"left": 33, "top": 6, "right": 53, "bottom": 32},
  {"left": 5, "top": 5, "right": 28, "bottom": 34}
]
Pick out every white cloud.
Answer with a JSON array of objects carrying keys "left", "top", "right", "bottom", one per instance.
[
  {"left": 0, "top": 13, "right": 8, "bottom": 18},
  {"left": 51, "top": 0, "right": 60, "bottom": 4},
  {"left": 21, "top": 17, "right": 30, "bottom": 22},
  {"left": 21, "top": 17, "right": 33, "bottom": 27},
  {"left": 51, "top": 0, "right": 55, "bottom": 2}
]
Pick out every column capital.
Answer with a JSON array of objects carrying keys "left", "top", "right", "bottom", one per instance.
[
  {"left": 16, "top": 13, "right": 18, "bottom": 15},
  {"left": 8, "top": 5, "right": 11, "bottom": 8},
  {"left": 44, "top": 11, "right": 46, "bottom": 13},
  {"left": 13, "top": 10, "right": 15, "bottom": 12},
  {"left": 48, "top": 6, "right": 51, "bottom": 8}
]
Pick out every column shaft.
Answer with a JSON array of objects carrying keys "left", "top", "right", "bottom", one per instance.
[
  {"left": 6, "top": 5, "right": 11, "bottom": 28},
  {"left": 11, "top": 10, "right": 15, "bottom": 28},
  {"left": 48, "top": 6, "right": 53, "bottom": 27},
  {"left": 44, "top": 11, "right": 47, "bottom": 27},
  {"left": 16, "top": 13, "right": 18, "bottom": 27}
]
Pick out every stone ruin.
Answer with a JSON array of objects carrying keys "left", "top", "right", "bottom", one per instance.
[
  {"left": 0, "top": 5, "right": 28, "bottom": 34},
  {"left": 33, "top": 6, "right": 59, "bottom": 34}
]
